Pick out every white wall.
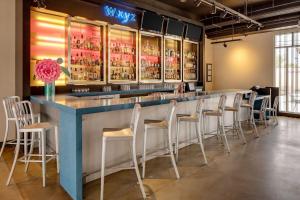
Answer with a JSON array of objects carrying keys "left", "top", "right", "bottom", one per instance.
[
  {"left": 213, "top": 31, "right": 275, "bottom": 90},
  {"left": 0, "top": 0, "right": 16, "bottom": 141},
  {"left": 204, "top": 37, "right": 214, "bottom": 91}
]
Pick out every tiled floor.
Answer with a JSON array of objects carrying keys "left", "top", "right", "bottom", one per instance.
[{"left": 1, "top": 117, "right": 300, "bottom": 200}]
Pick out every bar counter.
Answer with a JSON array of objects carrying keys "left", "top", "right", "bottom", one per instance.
[
  {"left": 31, "top": 89, "right": 250, "bottom": 200},
  {"left": 31, "top": 89, "right": 250, "bottom": 113}
]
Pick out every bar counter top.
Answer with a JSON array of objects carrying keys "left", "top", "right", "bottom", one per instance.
[{"left": 31, "top": 89, "right": 251, "bottom": 115}]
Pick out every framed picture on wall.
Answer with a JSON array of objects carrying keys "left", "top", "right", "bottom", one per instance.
[{"left": 206, "top": 63, "right": 212, "bottom": 82}]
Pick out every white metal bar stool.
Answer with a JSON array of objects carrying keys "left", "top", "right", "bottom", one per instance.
[
  {"left": 266, "top": 96, "right": 279, "bottom": 125},
  {"left": 175, "top": 98, "right": 207, "bottom": 164},
  {"left": 225, "top": 93, "right": 247, "bottom": 144},
  {"left": 241, "top": 91, "right": 259, "bottom": 137},
  {"left": 0, "top": 96, "right": 41, "bottom": 158},
  {"left": 202, "top": 95, "right": 230, "bottom": 153},
  {"left": 142, "top": 100, "right": 180, "bottom": 179},
  {"left": 100, "top": 103, "right": 146, "bottom": 200},
  {"left": 6, "top": 101, "right": 59, "bottom": 187},
  {"left": 253, "top": 97, "right": 269, "bottom": 128}
]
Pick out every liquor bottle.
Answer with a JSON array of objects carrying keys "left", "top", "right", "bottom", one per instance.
[
  {"left": 72, "top": 35, "right": 76, "bottom": 49},
  {"left": 71, "top": 55, "right": 75, "bottom": 65}
]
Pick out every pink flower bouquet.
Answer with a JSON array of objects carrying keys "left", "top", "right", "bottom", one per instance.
[
  {"left": 35, "top": 59, "right": 61, "bottom": 83},
  {"left": 34, "top": 58, "right": 70, "bottom": 83}
]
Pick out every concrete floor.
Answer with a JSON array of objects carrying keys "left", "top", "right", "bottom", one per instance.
[{"left": 1, "top": 117, "right": 300, "bottom": 200}]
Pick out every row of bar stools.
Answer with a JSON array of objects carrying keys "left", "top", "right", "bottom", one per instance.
[
  {"left": 175, "top": 98, "right": 207, "bottom": 164},
  {"left": 225, "top": 93, "right": 247, "bottom": 144},
  {"left": 6, "top": 100, "right": 59, "bottom": 187},
  {"left": 99, "top": 94, "right": 251, "bottom": 199},
  {"left": 0, "top": 96, "right": 41, "bottom": 158}
]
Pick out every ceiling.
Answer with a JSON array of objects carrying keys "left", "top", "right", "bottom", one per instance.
[
  {"left": 160, "top": 0, "right": 270, "bottom": 17},
  {"left": 124, "top": 0, "right": 300, "bottom": 39}
]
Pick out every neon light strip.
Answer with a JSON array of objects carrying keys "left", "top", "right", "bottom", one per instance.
[
  {"left": 36, "top": 41, "right": 65, "bottom": 48},
  {"left": 36, "top": 16, "right": 65, "bottom": 25},
  {"left": 37, "top": 36, "right": 65, "bottom": 43},
  {"left": 37, "top": 22, "right": 65, "bottom": 30},
  {"left": 35, "top": 55, "right": 64, "bottom": 60},
  {"left": 74, "top": 16, "right": 87, "bottom": 20}
]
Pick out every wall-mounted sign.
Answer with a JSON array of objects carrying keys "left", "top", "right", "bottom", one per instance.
[
  {"left": 206, "top": 63, "right": 213, "bottom": 82},
  {"left": 103, "top": 5, "right": 136, "bottom": 24}
]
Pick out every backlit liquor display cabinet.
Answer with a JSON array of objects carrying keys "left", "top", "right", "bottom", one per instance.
[
  {"left": 30, "top": 8, "right": 68, "bottom": 86},
  {"left": 183, "top": 40, "right": 198, "bottom": 82},
  {"left": 108, "top": 25, "right": 138, "bottom": 84},
  {"left": 139, "top": 32, "right": 163, "bottom": 83},
  {"left": 68, "top": 18, "right": 106, "bottom": 84},
  {"left": 164, "top": 36, "right": 182, "bottom": 82}
]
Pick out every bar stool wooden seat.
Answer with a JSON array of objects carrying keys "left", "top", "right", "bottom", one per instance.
[
  {"left": 225, "top": 93, "right": 247, "bottom": 144},
  {"left": 100, "top": 103, "right": 146, "bottom": 200},
  {"left": 0, "top": 96, "right": 41, "bottom": 158},
  {"left": 241, "top": 91, "right": 259, "bottom": 137},
  {"left": 202, "top": 95, "right": 230, "bottom": 153},
  {"left": 175, "top": 98, "right": 207, "bottom": 164},
  {"left": 6, "top": 101, "right": 59, "bottom": 187},
  {"left": 142, "top": 100, "right": 180, "bottom": 180}
]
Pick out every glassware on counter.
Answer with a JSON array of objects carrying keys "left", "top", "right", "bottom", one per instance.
[
  {"left": 102, "top": 86, "right": 112, "bottom": 92},
  {"left": 72, "top": 88, "right": 90, "bottom": 93},
  {"left": 139, "top": 84, "right": 155, "bottom": 90},
  {"left": 120, "top": 84, "right": 131, "bottom": 91}
]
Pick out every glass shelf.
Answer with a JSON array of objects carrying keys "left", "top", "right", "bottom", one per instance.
[
  {"left": 183, "top": 40, "right": 198, "bottom": 82},
  {"left": 68, "top": 19, "right": 106, "bottom": 84},
  {"left": 108, "top": 26, "right": 138, "bottom": 83},
  {"left": 164, "top": 37, "right": 182, "bottom": 82}
]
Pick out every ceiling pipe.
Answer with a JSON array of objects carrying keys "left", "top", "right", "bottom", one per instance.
[
  {"left": 194, "top": 0, "right": 262, "bottom": 27},
  {"left": 211, "top": 39, "right": 242, "bottom": 44},
  {"left": 220, "top": 10, "right": 228, "bottom": 18}
]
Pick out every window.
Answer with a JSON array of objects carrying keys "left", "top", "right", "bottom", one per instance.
[{"left": 275, "top": 31, "right": 300, "bottom": 113}]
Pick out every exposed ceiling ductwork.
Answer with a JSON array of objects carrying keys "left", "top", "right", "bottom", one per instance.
[
  {"left": 204, "top": 1, "right": 300, "bottom": 38},
  {"left": 194, "top": 0, "right": 263, "bottom": 27},
  {"left": 205, "top": 3, "right": 300, "bottom": 30}
]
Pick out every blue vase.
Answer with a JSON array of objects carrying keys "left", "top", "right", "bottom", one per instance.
[{"left": 44, "top": 81, "right": 55, "bottom": 100}]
